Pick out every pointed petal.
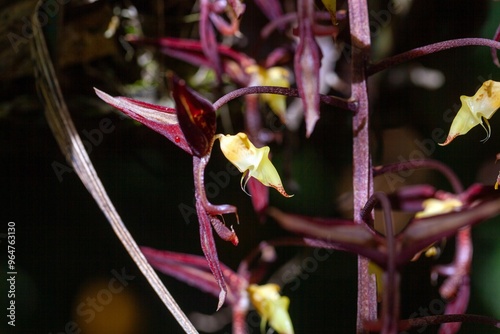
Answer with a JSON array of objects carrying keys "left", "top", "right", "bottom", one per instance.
[
  {"left": 171, "top": 75, "right": 217, "bottom": 157},
  {"left": 200, "top": 0, "right": 223, "bottom": 80},
  {"left": 196, "top": 199, "right": 227, "bottom": 310},
  {"left": 94, "top": 88, "right": 193, "bottom": 154},
  {"left": 321, "top": 0, "right": 338, "bottom": 25},
  {"left": 440, "top": 80, "right": 500, "bottom": 146},
  {"left": 295, "top": 0, "right": 321, "bottom": 137},
  {"left": 130, "top": 37, "right": 254, "bottom": 86},
  {"left": 267, "top": 207, "right": 373, "bottom": 246},
  {"left": 141, "top": 247, "right": 222, "bottom": 298}
]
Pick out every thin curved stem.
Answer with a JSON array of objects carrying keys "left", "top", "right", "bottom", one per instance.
[
  {"left": 360, "top": 190, "right": 402, "bottom": 334},
  {"left": 400, "top": 314, "right": 500, "bottom": 331},
  {"left": 30, "top": 3, "right": 198, "bottom": 332},
  {"left": 260, "top": 11, "right": 347, "bottom": 39},
  {"left": 373, "top": 159, "right": 464, "bottom": 194},
  {"left": 212, "top": 86, "right": 357, "bottom": 111},
  {"left": 368, "top": 38, "right": 500, "bottom": 76},
  {"left": 364, "top": 314, "right": 500, "bottom": 332}
]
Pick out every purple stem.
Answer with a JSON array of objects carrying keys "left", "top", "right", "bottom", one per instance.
[
  {"left": 368, "top": 38, "right": 500, "bottom": 76},
  {"left": 212, "top": 86, "right": 356, "bottom": 111},
  {"left": 373, "top": 159, "right": 464, "bottom": 194},
  {"left": 364, "top": 314, "right": 500, "bottom": 332},
  {"left": 400, "top": 314, "right": 500, "bottom": 331},
  {"left": 260, "top": 11, "right": 347, "bottom": 39},
  {"left": 491, "top": 23, "right": 500, "bottom": 67},
  {"left": 362, "top": 192, "right": 399, "bottom": 334},
  {"left": 348, "top": 0, "right": 375, "bottom": 332}
]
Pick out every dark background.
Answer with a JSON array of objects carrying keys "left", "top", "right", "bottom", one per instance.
[{"left": 1, "top": 0, "right": 500, "bottom": 333}]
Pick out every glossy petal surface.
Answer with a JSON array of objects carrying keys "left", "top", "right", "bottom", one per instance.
[{"left": 172, "top": 76, "right": 216, "bottom": 157}]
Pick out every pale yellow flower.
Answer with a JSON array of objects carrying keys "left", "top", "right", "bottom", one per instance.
[
  {"left": 411, "top": 198, "right": 462, "bottom": 261},
  {"left": 415, "top": 198, "right": 463, "bottom": 219},
  {"left": 217, "top": 133, "right": 292, "bottom": 197},
  {"left": 247, "top": 65, "right": 290, "bottom": 123},
  {"left": 248, "top": 284, "right": 294, "bottom": 334},
  {"left": 440, "top": 80, "right": 500, "bottom": 146}
]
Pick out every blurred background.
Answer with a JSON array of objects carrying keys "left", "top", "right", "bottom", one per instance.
[{"left": 1, "top": 0, "right": 500, "bottom": 333}]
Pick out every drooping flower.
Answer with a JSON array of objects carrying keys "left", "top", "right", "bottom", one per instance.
[
  {"left": 216, "top": 132, "right": 292, "bottom": 197},
  {"left": 440, "top": 80, "right": 500, "bottom": 146},
  {"left": 247, "top": 283, "right": 294, "bottom": 334}
]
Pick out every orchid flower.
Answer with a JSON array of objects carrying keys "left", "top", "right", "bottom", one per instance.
[
  {"left": 248, "top": 283, "right": 294, "bottom": 334},
  {"left": 414, "top": 198, "right": 463, "bottom": 219},
  {"left": 440, "top": 80, "right": 500, "bottom": 146},
  {"left": 95, "top": 74, "right": 292, "bottom": 309},
  {"left": 216, "top": 132, "right": 292, "bottom": 197},
  {"left": 247, "top": 65, "right": 291, "bottom": 123},
  {"left": 125, "top": 36, "right": 297, "bottom": 215}
]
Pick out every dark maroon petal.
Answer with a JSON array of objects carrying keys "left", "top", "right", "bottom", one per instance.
[
  {"left": 141, "top": 246, "right": 244, "bottom": 305},
  {"left": 398, "top": 196, "right": 500, "bottom": 264},
  {"left": 267, "top": 207, "right": 385, "bottom": 264},
  {"left": 94, "top": 88, "right": 192, "bottom": 154},
  {"left": 246, "top": 177, "right": 269, "bottom": 219},
  {"left": 129, "top": 37, "right": 254, "bottom": 86},
  {"left": 142, "top": 247, "right": 222, "bottom": 299},
  {"left": 200, "top": 0, "right": 223, "bottom": 80},
  {"left": 196, "top": 199, "right": 227, "bottom": 310},
  {"left": 171, "top": 75, "right": 216, "bottom": 157}
]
